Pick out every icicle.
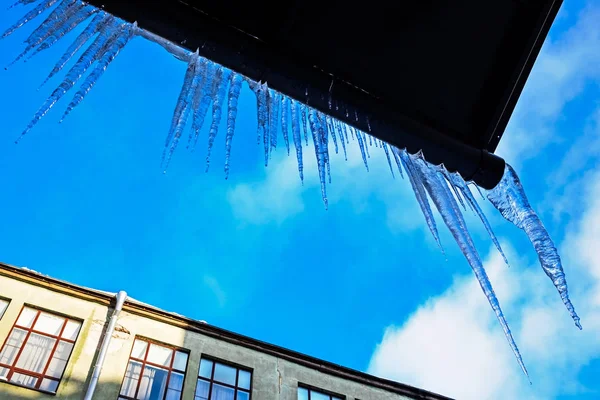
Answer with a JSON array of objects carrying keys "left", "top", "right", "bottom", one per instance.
[
  {"left": 363, "top": 132, "right": 371, "bottom": 158},
  {"left": 189, "top": 60, "right": 216, "bottom": 150},
  {"left": 39, "top": 13, "right": 112, "bottom": 89},
  {"left": 368, "top": 133, "right": 373, "bottom": 147},
  {"left": 206, "top": 67, "right": 231, "bottom": 171},
  {"left": 26, "top": 4, "right": 98, "bottom": 62},
  {"left": 446, "top": 170, "right": 509, "bottom": 267},
  {"left": 319, "top": 113, "right": 332, "bottom": 184},
  {"left": 281, "top": 96, "right": 290, "bottom": 155},
  {"left": 326, "top": 117, "right": 338, "bottom": 155},
  {"left": 136, "top": 28, "right": 190, "bottom": 62},
  {"left": 256, "top": 82, "right": 270, "bottom": 166},
  {"left": 355, "top": 127, "right": 369, "bottom": 172},
  {"left": 411, "top": 155, "right": 529, "bottom": 380},
  {"left": 382, "top": 142, "right": 395, "bottom": 178},
  {"left": 291, "top": 100, "right": 304, "bottom": 182},
  {"left": 301, "top": 104, "right": 308, "bottom": 146},
  {"left": 472, "top": 183, "right": 486, "bottom": 200},
  {"left": 391, "top": 146, "right": 404, "bottom": 179},
  {"left": 8, "top": 0, "right": 41, "bottom": 10},
  {"left": 335, "top": 119, "right": 347, "bottom": 161},
  {"left": 268, "top": 89, "right": 280, "bottom": 154},
  {"left": 60, "top": 22, "right": 134, "bottom": 123},
  {"left": 396, "top": 148, "right": 443, "bottom": 252},
  {"left": 5, "top": 0, "right": 79, "bottom": 67},
  {"left": 350, "top": 126, "right": 355, "bottom": 140},
  {"left": 342, "top": 122, "right": 349, "bottom": 142},
  {"left": 1, "top": 0, "right": 59, "bottom": 39},
  {"left": 309, "top": 109, "right": 328, "bottom": 208},
  {"left": 17, "top": 18, "right": 123, "bottom": 141},
  {"left": 224, "top": 74, "right": 243, "bottom": 179},
  {"left": 487, "top": 164, "right": 581, "bottom": 329},
  {"left": 161, "top": 51, "right": 199, "bottom": 169}
]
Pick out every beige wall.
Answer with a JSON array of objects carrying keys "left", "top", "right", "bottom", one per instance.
[{"left": 0, "top": 274, "right": 415, "bottom": 400}]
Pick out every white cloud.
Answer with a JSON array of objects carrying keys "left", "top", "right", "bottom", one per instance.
[
  {"left": 203, "top": 275, "right": 227, "bottom": 307},
  {"left": 367, "top": 171, "right": 600, "bottom": 399}
]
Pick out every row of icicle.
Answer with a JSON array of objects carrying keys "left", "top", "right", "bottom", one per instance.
[{"left": 2, "top": 0, "right": 581, "bottom": 380}]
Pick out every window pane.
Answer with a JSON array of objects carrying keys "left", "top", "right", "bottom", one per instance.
[
  {"left": 310, "top": 391, "right": 331, "bottom": 400},
  {"left": 131, "top": 339, "right": 148, "bottom": 359},
  {"left": 16, "top": 307, "right": 37, "bottom": 328},
  {"left": 168, "top": 372, "right": 184, "bottom": 391},
  {"left": 62, "top": 320, "right": 81, "bottom": 341},
  {"left": 236, "top": 391, "right": 250, "bottom": 400},
  {"left": 238, "top": 370, "right": 251, "bottom": 390},
  {"left": 199, "top": 359, "right": 213, "bottom": 378},
  {"left": 173, "top": 351, "right": 188, "bottom": 371},
  {"left": 166, "top": 388, "right": 182, "bottom": 400},
  {"left": 0, "top": 328, "right": 27, "bottom": 365},
  {"left": 298, "top": 388, "right": 309, "bottom": 400},
  {"left": 195, "top": 379, "right": 210, "bottom": 400},
  {"left": 214, "top": 362, "right": 236, "bottom": 385},
  {"left": 15, "top": 333, "right": 56, "bottom": 373},
  {"left": 0, "top": 366, "right": 9, "bottom": 378},
  {"left": 211, "top": 383, "right": 234, "bottom": 400},
  {"left": 10, "top": 372, "right": 38, "bottom": 388},
  {"left": 34, "top": 312, "right": 65, "bottom": 335},
  {"left": 137, "top": 364, "right": 169, "bottom": 400},
  {"left": 120, "top": 361, "right": 142, "bottom": 397},
  {"left": 147, "top": 343, "right": 173, "bottom": 367},
  {"left": 0, "top": 299, "right": 9, "bottom": 319},
  {"left": 40, "top": 378, "right": 59, "bottom": 393}
]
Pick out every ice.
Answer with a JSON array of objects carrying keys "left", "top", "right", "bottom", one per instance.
[
  {"left": 39, "top": 12, "right": 112, "bottom": 88},
  {"left": 390, "top": 143, "right": 404, "bottom": 179},
  {"left": 411, "top": 154, "right": 529, "bottom": 380},
  {"left": 308, "top": 109, "right": 328, "bottom": 208},
  {"left": 335, "top": 119, "right": 348, "bottom": 161},
  {"left": 268, "top": 89, "right": 280, "bottom": 155},
  {"left": 355, "top": 127, "right": 369, "bottom": 172},
  {"left": 1, "top": 0, "right": 59, "bottom": 39},
  {"left": 189, "top": 60, "right": 216, "bottom": 150},
  {"left": 396, "top": 148, "right": 443, "bottom": 252},
  {"left": 281, "top": 96, "right": 290, "bottom": 155},
  {"left": 487, "top": 164, "right": 581, "bottom": 329},
  {"left": 327, "top": 116, "right": 339, "bottom": 155},
  {"left": 205, "top": 67, "right": 232, "bottom": 171},
  {"left": 224, "top": 74, "right": 243, "bottom": 179},
  {"left": 291, "top": 99, "right": 304, "bottom": 182},
  {"left": 382, "top": 142, "right": 395, "bottom": 178},
  {"left": 301, "top": 104, "right": 308, "bottom": 146}
]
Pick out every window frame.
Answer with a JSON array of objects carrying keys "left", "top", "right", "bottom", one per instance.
[
  {"left": 0, "top": 297, "right": 10, "bottom": 320},
  {"left": 0, "top": 305, "right": 82, "bottom": 394},
  {"left": 298, "top": 383, "right": 346, "bottom": 400},
  {"left": 195, "top": 354, "right": 253, "bottom": 400},
  {"left": 118, "top": 336, "right": 190, "bottom": 400}
]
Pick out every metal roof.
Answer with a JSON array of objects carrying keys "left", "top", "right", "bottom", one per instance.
[{"left": 87, "top": 0, "right": 562, "bottom": 188}]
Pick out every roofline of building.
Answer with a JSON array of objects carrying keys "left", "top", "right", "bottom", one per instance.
[{"left": 0, "top": 261, "right": 452, "bottom": 400}]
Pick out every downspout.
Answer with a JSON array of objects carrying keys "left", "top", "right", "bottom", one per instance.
[{"left": 84, "top": 290, "right": 127, "bottom": 400}]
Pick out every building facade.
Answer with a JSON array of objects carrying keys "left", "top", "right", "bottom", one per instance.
[{"left": 0, "top": 262, "right": 450, "bottom": 400}]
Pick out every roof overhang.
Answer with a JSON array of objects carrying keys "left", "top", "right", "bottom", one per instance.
[{"left": 86, "top": 0, "right": 562, "bottom": 189}]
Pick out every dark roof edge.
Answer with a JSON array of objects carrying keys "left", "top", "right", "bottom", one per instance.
[{"left": 0, "top": 262, "right": 452, "bottom": 400}]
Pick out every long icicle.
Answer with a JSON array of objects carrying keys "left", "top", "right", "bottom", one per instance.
[
  {"left": 382, "top": 142, "right": 395, "bottom": 178},
  {"left": 487, "top": 164, "right": 581, "bottom": 329},
  {"left": 8, "top": 0, "right": 41, "bottom": 10},
  {"left": 335, "top": 119, "right": 347, "bottom": 161},
  {"left": 25, "top": 3, "right": 97, "bottom": 62},
  {"left": 301, "top": 104, "right": 308, "bottom": 146},
  {"left": 206, "top": 67, "right": 231, "bottom": 171},
  {"left": 162, "top": 51, "right": 199, "bottom": 170},
  {"left": 319, "top": 113, "right": 331, "bottom": 184},
  {"left": 1, "top": 0, "right": 59, "bottom": 39},
  {"left": 17, "top": 18, "right": 123, "bottom": 141},
  {"left": 5, "top": 0, "right": 79, "bottom": 67},
  {"left": 59, "top": 22, "right": 135, "bottom": 123},
  {"left": 411, "top": 155, "right": 529, "bottom": 380},
  {"left": 446, "top": 170, "right": 509, "bottom": 267},
  {"left": 189, "top": 60, "right": 216, "bottom": 150},
  {"left": 309, "top": 109, "right": 328, "bottom": 208},
  {"left": 355, "top": 127, "right": 369, "bottom": 171},
  {"left": 268, "top": 89, "right": 280, "bottom": 155},
  {"left": 327, "top": 117, "right": 338, "bottom": 155},
  {"left": 224, "top": 73, "right": 243, "bottom": 179},
  {"left": 291, "top": 99, "right": 304, "bottom": 183},
  {"left": 391, "top": 146, "right": 404, "bottom": 179},
  {"left": 396, "top": 148, "right": 443, "bottom": 252},
  {"left": 38, "top": 12, "right": 112, "bottom": 89},
  {"left": 281, "top": 96, "right": 290, "bottom": 155},
  {"left": 254, "top": 82, "right": 269, "bottom": 166}
]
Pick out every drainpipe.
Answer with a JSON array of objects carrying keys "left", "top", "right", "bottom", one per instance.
[{"left": 84, "top": 290, "right": 127, "bottom": 400}]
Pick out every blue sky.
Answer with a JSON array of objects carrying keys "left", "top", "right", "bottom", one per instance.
[{"left": 1, "top": 1, "right": 599, "bottom": 399}]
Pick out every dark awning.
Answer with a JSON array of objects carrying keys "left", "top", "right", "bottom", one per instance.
[{"left": 87, "top": 0, "right": 562, "bottom": 189}]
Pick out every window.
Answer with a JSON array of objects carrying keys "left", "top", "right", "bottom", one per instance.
[
  {"left": 119, "top": 338, "right": 189, "bottom": 400},
  {"left": 0, "top": 299, "right": 9, "bottom": 320},
  {"left": 298, "top": 386, "right": 344, "bottom": 400},
  {"left": 195, "top": 358, "right": 252, "bottom": 400},
  {"left": 0, "top": 306, "right": 82, "bottom": 394}
]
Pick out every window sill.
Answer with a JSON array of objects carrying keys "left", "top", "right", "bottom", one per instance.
[{"left": 0, "top": 378, "right": 57, "bottom": 396}]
